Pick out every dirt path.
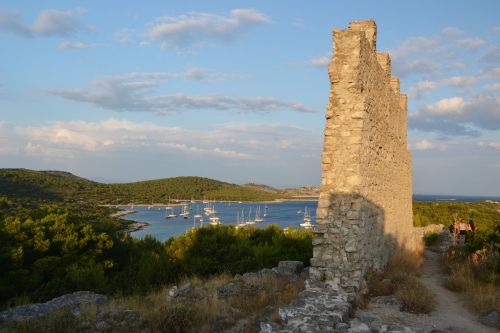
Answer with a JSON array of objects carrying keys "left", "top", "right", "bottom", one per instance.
[
  {"left": 354, "top": 242, "right": 497, "bottom": 332},
  {"left": 419, "top": 249, "right": 497, "bottom": 333}
]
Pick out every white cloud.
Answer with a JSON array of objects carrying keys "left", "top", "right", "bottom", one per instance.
[
  {"left": 423, "top": 97, "right": 465, "bottom": 116},
  {"left": 457, "top": 38, "right": 485, "bottom": 50},
  {"left": 309, "top": 56, "right": 329, "bottom": 67},
  {"left": 145, "top": 8, "right": 270, "bottom": 48},
  {"left": 0, "top": 8, "right": 86, "bottom": 37},
  {"left": 410, "top": 139, "right": 432, "bottom": 151},
  {"left": 32, "top": 9, "right": 82, "bottom": 36},
  {"left": 441, "top": 76, "right": 478, "bottom": 88},
  {"left": 1, "top": 118, "right": 320, "bottom": 162},
  {"left": 408, "top": 80, "right": 439, "bottom": 98},
  {"left": 410, "top": 139, "right": 447, "bottom": 151},
  {"left": 41, "top": 70, "right": 314, "bottom": 114},
  {"left": 114, "top": 28, "right": 133, "bottom": 43},
  {"left": 480, "top": 67, "right": 500, "bottom": 80},
  {"left": 484, "top": 82, "right": 500, "bottom": 91},
  {"left": 409, "top": 76, "right": 478, "bottom": 98},
  {"left": 390, "top": 29, "right": 492, "bottom": 78},
  {"left": 441, "top": 27, "right": 464, "bottom": 37},
  {"left": 393, "top": 59, "right": 440, "bottom": 78},
  {"left": 411, "top": 94, "right": 500, "bottom": 136},
  {"left": 292, "top": 18, "right": 305, "bottom": 29},
  {"left": 480, "top": 45, "right": 500, "bottom": 64},
  {"left": 477, "top": 141, "right": 500, "bottom": 150},
  {"left": 390, "top": 36, "right": 439, "bottom": 59},
  {"left": 58, "top": 41, "right": 105, "bottom": 49},
  {"left": 0, "top": 10, "right": 32, "bottom": 37}
]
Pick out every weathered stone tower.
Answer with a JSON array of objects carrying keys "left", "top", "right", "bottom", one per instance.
[{"left": 310, "top": 20, "right": 414, "bottom": 291}]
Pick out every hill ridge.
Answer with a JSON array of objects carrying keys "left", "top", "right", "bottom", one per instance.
[{"left": 0, "top": 168, "right": 282, "bottom": 203}]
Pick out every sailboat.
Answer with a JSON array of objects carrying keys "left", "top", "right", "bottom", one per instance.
[
  {"left": 300, "top": 207, "right": 313, "bottom": 229},
  {"left": 254, "top": 206, "right": 263, "bottom": 223},
  {"left": 245, "top": 207, "right": 256, "bottom": 225},
  {"left": 264, "top": 204, "right": 268, "bottom": 217},
  {"left": 235, "top": 211, "right": 247, "bottom": 229},
  {"left": 193, "top": 207, "right": 202, "bottom": 219},
  {"left": 204, "top": 200, "right": 215, "bottom": 216},
  {"left": 164, "top": 207, "right": 176, "bottom": 219},
  {"left": 179, "top": 205, "right": 190, "bottom": 219},
  {"left": 209, "top": 211, "right": 221, "bottom": 225}
]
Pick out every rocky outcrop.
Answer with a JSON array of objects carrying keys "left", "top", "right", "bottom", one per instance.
[
  {"left": 266, "top": 287, "right": 352, "bottom": 332},
  {"left": 480, "top": 311, "right": 500, "bottom": 329},
  {"left": 213, "top": 261, "right": 306, "bottom": 300},
  {"left": 0, "top": 291, "right": 107, "bottom": 323}
]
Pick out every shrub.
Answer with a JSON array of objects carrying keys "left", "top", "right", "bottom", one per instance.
[
  {"left": 366, "top": 270, "right": 393, "bottom": 296},
  {"left": 4, "top": 308, "right": 78, "bottom": 333},
  {"left": 367, "top": 249, "right": 435, "bottom": 314},
  {"left": 395, "top": 275, "right": 435, "bottom": 313},
  {"left": 157, "top": 305, "right": 195, "bottom": 333},
  {"left": 423, "top": 231, "right": 439, "bottom": 247},
  {"left": 444, "top": 248, "right": 500, "bottom": 314}
]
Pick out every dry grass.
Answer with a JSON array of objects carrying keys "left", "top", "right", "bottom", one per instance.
[
  {"left": 444, "top": 250, "right": 500, "bottom": 314},
  {"left": 367, "top": 248, "right": 435, "bottom": 314},
  {"left": 385, "top": 249, "right": 424, "bottom": 277},
  {"left": 1, "top": 308, "right": 78, "bottom": 333},
  {"left": 3, "top": 273, "right": 305, "bottom": 333},
  {"left": 394, "top": 275, "right": 435, "bottom": 314}
]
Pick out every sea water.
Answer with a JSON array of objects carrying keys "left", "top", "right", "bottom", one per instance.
[
  {"left": 122, "top": 194, "right": 499, "bottom": 241},
  {"left": 123, "top": 201, "right": 317, "bottom": 241}
]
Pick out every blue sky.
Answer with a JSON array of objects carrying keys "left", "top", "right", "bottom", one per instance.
[{"left": 0, "top": 1, "right": 499, "bottom": 196}]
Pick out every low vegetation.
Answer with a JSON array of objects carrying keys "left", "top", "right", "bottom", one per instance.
[
  {"left": 423, "top": 231, "right": 439, "bottom": 247},
  {"left": 413, "top": 200, "right": 498, "bottom": 233},
  {"left": 4, "top": 272, "right": 305, "bottom": 333},
  {"left": 444, "top": 247, "right": 499, "bottom": 314},
  {"left": 415, "top": 199, "right": 499, "bottom": 314},
  {"left": 367, "top": 248, "right": 436, "bottom": 314}
]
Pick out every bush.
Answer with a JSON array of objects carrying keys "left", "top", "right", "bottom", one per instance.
[
  {"left": 423, "top": 231, "right": 439, "bottom": 247},
  {"left": 367, "top": 249, "right": 435, "bottom": 314},
  {"left": 366, "top": 270, "right": 393, "bottom": 296},
  {"left": 395, "top": 275, "right": 435, "bottom": 313},
  {"left": 157, "top": 305, "right": 195, "bottom": 333},
  {"left": 444, "top": 248, "right": 500, "bottom": 313}
]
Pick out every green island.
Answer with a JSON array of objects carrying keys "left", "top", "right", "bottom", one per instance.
[
  {"left": 0, "top": 169, "right": 283, "bottom": 205},
  {"left": 0, "top": 168, "right": 498, "bottom": 329}
]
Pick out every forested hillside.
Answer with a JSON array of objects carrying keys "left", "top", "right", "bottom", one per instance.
[{"left": 0, "top": 169, "right": 281, "bottom": 204}]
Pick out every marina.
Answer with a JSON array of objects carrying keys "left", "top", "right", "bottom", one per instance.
[{"left": 119, "top": 200, "right": 318, "bottom": 241}]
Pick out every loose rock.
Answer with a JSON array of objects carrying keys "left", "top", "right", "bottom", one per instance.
[
  {"left": 479, "top": 311, "right": 500, "bottom": 328},
  {"left": 0, "top": 291, "right": 107, "bottom": 323}
]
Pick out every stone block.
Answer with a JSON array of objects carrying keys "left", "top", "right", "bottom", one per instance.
[
  {"left": 376, "top": 52, "right": 391, "bottom": 78},
  {"left": 278, "top": 261, "right": 305, "bottom": 275}
]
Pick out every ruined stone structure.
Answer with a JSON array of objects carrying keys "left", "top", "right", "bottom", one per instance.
[{"left": 310, "top": 20, "right": 414, "bottom": 291}]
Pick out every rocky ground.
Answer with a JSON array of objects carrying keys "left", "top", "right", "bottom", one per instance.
[
  {"left": 263, "top": 232, "right": 499, "bottom": 333},
  {"left": 1, "top": 237, "right": 498, "bottom": 332},
  {"left": 0, "top": 261, "right": 307, "bottom": 332},
  {"left": 349, "top": 248, "right": 498, "bottom": 333}
]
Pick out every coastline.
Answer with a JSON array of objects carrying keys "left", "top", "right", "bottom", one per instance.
[
  {"left": 110, "top": 209, "right": 136, "bottom": 218},
  {"left": 126, "top": 221, "right": 150, "bottom": 233},
  {"left": 110, "top": 209, "right": 151, "bottom": 233},
  {"left": 102, "top": 198, "right": 320, "bottom": 207}
]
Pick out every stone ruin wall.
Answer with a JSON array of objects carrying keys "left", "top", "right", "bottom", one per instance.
[{"left": 310, "top": 20, "right": 415, "bottom": 291}]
